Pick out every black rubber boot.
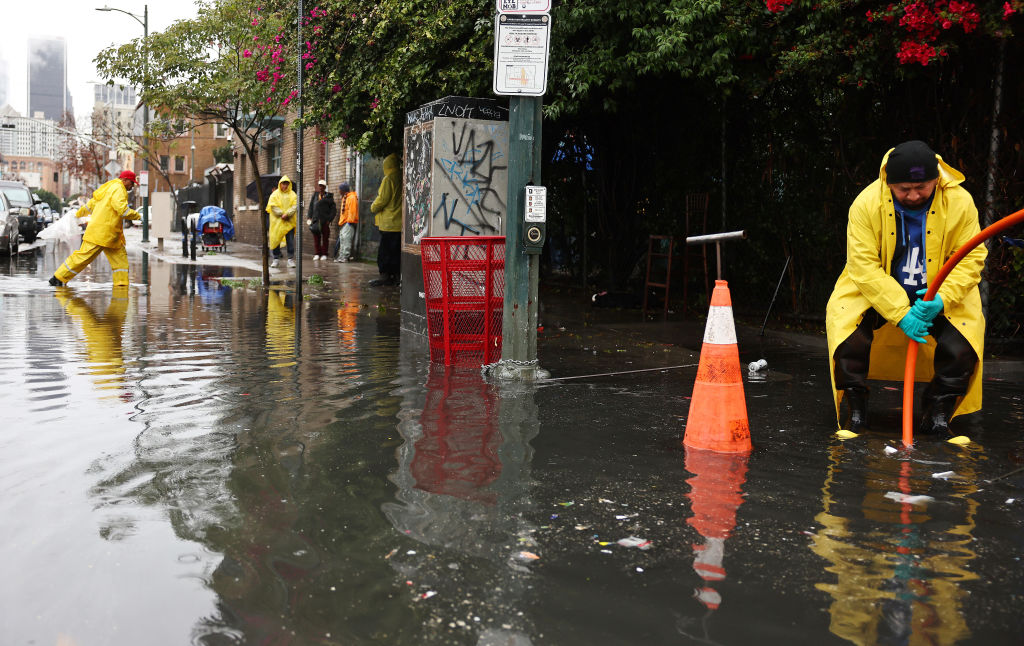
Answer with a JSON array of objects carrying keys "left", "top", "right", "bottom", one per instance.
[
  {"left": 48, "top": 276, "right": 65, "bottom": 287},
  {"left": 844, "top": 388, "right": 870, "bottom": 432},
  {"left": 918, "top": 394, "right": 958, "bottom": 437}
]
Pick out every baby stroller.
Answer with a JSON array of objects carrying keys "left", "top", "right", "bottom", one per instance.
[{"left": 195, "top": 206, "right": 234, "bottom": 254}]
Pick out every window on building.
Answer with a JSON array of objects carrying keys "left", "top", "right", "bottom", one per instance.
[
  {"left": 174, "top": 156, "right": 186, "bottom": 172},
  {"left": 268, "top": 142, "right": 281, "bottom": 175},
  {"left": 214, "top": 123, "right": 229, "bottom": 138},
  {"left": 159, "top": 155, "right": 169, "bottom": 171}
]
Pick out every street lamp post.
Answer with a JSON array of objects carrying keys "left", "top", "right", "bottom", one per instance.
[{"left": 96, "top": 3, "right": 149, "bottom": 243}]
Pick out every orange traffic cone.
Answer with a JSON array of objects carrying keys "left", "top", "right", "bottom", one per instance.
[{"left": 683, "top": 280, "right": 752, "bottom": 452}]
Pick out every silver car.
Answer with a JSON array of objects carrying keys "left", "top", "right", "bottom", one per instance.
[{"left": 0, "top": 192, "right": 20, "bottom": 256}]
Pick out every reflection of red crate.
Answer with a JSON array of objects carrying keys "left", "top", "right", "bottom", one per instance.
[{"left": 421, "top": 237, "right": 504, "bottom": 366}]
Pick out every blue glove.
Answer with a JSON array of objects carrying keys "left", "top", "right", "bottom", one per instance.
[
  {"left": 911, "top": 288, "right": 943, "bottom": 323},
  {"left": 898, "top": 311, "right": 932, "bottom": 344}
]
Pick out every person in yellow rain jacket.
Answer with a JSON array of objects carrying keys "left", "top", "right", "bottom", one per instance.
[
  {"left": 369, "top": 153, "right": 402, "bottom": 286},
  {"left": 267, "top": 176, "right": 298, "bottom": 269},
  {"left": 826, "top": 141, "right": 986, "bottom": 437},
  {"left": 49, "top": 171, "right": 141, "bottom": 287}
]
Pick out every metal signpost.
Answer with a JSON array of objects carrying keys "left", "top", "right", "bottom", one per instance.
[{"left": 494, "top": 4, "right": 551, "bottom": 379}]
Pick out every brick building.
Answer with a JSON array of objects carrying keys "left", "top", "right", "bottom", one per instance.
[{"left": 139, "top": 120, "right": 231, "bottom": 195}]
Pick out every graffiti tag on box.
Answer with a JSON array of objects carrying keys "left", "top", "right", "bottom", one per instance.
[{"left": 432, "top": 120, "right": 508, "bottom": 237}]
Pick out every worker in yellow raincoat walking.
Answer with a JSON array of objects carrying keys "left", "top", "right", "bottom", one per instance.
[
  {"left": 267, "top": 176, "right": 298, "bottom": 268},
  {"left": 49, "top": 170, "right": 141, "bottom": 287}
]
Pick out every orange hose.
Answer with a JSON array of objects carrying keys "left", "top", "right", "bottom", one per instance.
[{"left": 902, "top": 208, "right": 1024, "bottom": 447}]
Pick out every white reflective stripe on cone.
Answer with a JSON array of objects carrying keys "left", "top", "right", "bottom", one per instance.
[{"left": 703, "top": 305, "right": 738, "bottom": 345}]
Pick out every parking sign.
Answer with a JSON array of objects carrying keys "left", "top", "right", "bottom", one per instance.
[
  {"left": 497, "top": 0, "right": 551, "bottom": 12},
  {"left": 493, "top": 13, "right": 551, "bottom": 96}
]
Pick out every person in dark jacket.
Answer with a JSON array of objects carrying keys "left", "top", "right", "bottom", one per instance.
[{"left": 307, "top": 179, "right": 337, "bottom": 260}]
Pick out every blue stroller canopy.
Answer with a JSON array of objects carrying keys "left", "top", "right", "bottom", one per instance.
[{"left": 196, "top": 206, "right": 234, "bottom": 240}]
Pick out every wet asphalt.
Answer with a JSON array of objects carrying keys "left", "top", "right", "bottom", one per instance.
[{"left": 0, "top": 229, "right": 1022, "bottom": 645}]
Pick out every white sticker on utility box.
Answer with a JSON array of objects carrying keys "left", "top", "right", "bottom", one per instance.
[{"left": 525, "top": 185, "right": 547, "bottom": 222}]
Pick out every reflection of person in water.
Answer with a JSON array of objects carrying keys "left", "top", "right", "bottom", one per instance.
[
  {"left": 266, "top": 289, "right": 296, "bottom": 369},
  {"left": 810, "top": 443, "right": 979, "bottom": 645},
  {"left": 55, "top": 286, "right": 130, "bottom": 395}
]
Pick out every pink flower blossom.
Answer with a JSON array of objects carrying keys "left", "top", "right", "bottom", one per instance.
[
  {"left": 243, "top": 49, "right": 252, "bottom": 58},
  {"left": 251, "top": 18, "right": 259, "bottom": 26},
  {"left": 332, "top": 85, "right": 341, "bottom": 93},
  {"left": 765, "top": 0, "right": 793, "bottom": 12},
  {"left": 370, "top": 98, "right": 380, "bottom": 110}
]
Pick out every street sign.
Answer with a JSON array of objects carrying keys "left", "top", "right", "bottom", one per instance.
[
  {"left": 497, "top": 0, "right": 551, "bottom": 12},
  {"left": 525, "top": 185, "right": 546, "bottom": 222},
  {"left": 138, "top": 170, "right": 149, "bottom": 186},
  {"left": 493, "top": 13, "right": 551, "bottom": 96},
  {"left": 104, "top": 160, "right": 122, "bottom": 177}
]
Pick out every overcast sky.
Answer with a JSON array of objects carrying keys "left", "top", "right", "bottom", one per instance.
[{"left": 1, "top": 0, "right": 200, "bottom": 125}]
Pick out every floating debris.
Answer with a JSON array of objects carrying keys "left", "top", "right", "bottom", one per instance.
[
  {"left": 947, "top": 435, "right": 971, "bottom": 445},
  {"left": 835, "top": 429, "right": 859, "bottom": 440},
  {"left": 515, "top": 551, "right": 540, "bottom": 561},
  {"left": 884, "top": 492, "right": 935, "bottom": 505},
  {"left": 884, "top": 445, "right": 899, "bottom": 455},
  {"left": 617, "top": 536, "right": 653, "bottom": 550},
  {"left": 931, "top": 471, "right": 957, "bottom": 480}
]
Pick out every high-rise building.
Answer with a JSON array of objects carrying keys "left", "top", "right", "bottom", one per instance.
[
  {"left": 27, "top": 37, "right": 73, "bottom": 122},
  {"left": 0, "top": 57, "right": 9, "bottom": 108}
]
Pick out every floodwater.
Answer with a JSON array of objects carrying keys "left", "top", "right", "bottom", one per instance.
[{"left": 1, "top": 245, "right": 1023, "bottom": 645}]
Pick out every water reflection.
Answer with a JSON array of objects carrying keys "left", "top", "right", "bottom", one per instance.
[
  {"left": 266, "top": 289, "right": 297, "bottom": 369},
  {"left": 54, "top": 285, "right": 130, "bottom": 397},
  {"left": 811, "top": 442, "right": 980, "bottom": 645},
  {"left": 685, "top": 448, "right": 749, "bottom": 614},
  {"left": 384, "top": 334, "right": 539, "bottom": 642}
]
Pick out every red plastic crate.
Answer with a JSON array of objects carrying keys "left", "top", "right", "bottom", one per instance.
[{"left": 420, "top": 236, "right": 505, "bottom": 366}]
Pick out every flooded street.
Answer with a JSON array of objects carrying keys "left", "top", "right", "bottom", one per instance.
[{"left": 2, "top": 244, "right": 1023, "bottom": 645}]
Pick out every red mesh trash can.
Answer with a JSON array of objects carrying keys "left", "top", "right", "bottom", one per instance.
[{"left": 420, "top": 236, "right": 505, "bottom": 366}]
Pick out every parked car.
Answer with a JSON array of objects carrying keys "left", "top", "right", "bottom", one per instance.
[
  {"left": 0, "top": 192, "right": 20, "bottom": 256},
  {"left": 0, "top": 181, "right": 39, "bottom": 243},
  {"left": 33, "top": 194, "right": 55, "bottom": 229}
]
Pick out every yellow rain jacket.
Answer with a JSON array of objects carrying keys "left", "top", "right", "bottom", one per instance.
[
  {"left": 79, "top": 179, "right": 140, "bottom": 248},
  {"left": 267, "top": 176, "right": 298, "bottom": 250},
  {"left": 826, "top": 150, "right": 986, "bottom": 423},
  {"left": 370, "top": 154, "right": 402, "bottom": 233}
]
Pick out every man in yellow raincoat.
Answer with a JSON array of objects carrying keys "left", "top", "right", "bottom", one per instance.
[
  {"left": 826, "top": 141, "right": 986, "bottom": 437},
  {"left": 369, "top": 153, "right": 402, "bottom": 286},
  {"left": 49, "top": 170, "right": 141, "bottom": 287},
  {"left": 267, "top": 176, "right": 298, "bottom": 268}
]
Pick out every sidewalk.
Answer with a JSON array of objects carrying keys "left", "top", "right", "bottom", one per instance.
[
  {"left": 124, "top": 223, "right": 379, "bottom": 286},
  {"left": 124, "top": 225, "right": 1022, "bottom": 380}
]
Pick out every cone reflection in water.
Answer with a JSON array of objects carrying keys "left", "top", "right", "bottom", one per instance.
[
  {"left": 686, "top": 447, "right": 749, "bottom": 611},
  {"left": 684, "top": 280, "right": 751, "bottom": 453}
]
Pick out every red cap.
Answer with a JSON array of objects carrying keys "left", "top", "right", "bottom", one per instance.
[{"left": 119, "top": 170, "right": 137, "bottom": 185}]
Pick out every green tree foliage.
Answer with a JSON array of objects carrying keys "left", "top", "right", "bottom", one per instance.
[{"left": 294, "top": 0, "right": 494, "bottom": 155}]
